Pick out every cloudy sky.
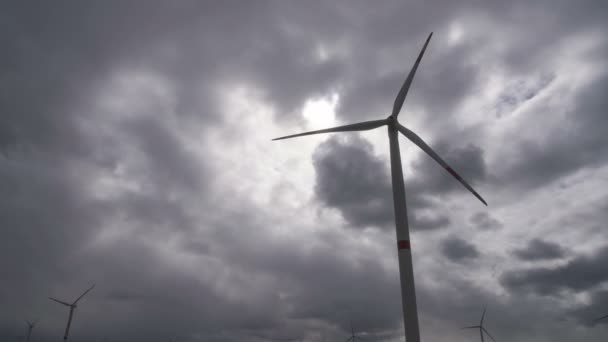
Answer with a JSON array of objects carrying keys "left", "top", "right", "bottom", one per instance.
[{"left": 1, "top": 1, "right": 608, "bottom": 341}]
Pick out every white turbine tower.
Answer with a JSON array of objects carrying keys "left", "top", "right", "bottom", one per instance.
[
  {"left": 49, "top": 284, "right": 95, "bottom": 342},
  {"left": 273, "top": 33, "right": 487, "bottom": 341},
  {"left": 462, "top": 307, "right": 497, "bottom": 342},
  {"left": 25, "top": 319, "right": 38, "bottom": 342}
]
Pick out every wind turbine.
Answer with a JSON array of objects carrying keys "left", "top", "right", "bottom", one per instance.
[
  {"left": 25, "top": 320, "right": 38, "bottom": 342},
  {"left": 462, "top": 307, "right": 497, "bottom": 342},
  {"left": 272, "top": 32, "right": 487, "bottom": 342},
  {"left": 49, "top": 284, "right": 95, "bottom": 342},
  {"left": 344, "top": 321, "right": 364, "bottom": 342}
]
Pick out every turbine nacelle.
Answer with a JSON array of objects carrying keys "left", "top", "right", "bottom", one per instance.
[
  {"left": 25, "top": 319, "right": 38, "bottom": 342},
  {"left": 462, "top": 307, "right": 497, "bottom": 342}
]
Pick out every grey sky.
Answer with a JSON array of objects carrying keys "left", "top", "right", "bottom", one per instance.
[{"left": 1, "top": 1, "right": 608, "bottom": 341}]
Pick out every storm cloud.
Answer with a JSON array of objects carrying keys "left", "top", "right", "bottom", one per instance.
[
  {"left": 501, "top": 245, "right": 608, "bottom": 295},
  {"left": 513, "top": 239, "right": 568, "bottom": 261},
  {"left": 441, "top": 237, "right": 480, "bottom": 262}
]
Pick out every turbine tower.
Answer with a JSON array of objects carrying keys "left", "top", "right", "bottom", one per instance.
[
  {"left": 25, "top": 319, "right": 38, "bottom": 342},
  {"left": 462, "top": 307, "right": 497, "bottom": 342},
  {"left": 273, "top": 33, "right": 487, "bottom": 342},
  {"left": 49, "top": 284, "right": 95, "bottom": 342}
]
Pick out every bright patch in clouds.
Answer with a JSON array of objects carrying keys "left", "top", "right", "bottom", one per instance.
[
  {"left": 302, "top": 93, "right": 339, "bottom": 129},
  {"left": 447, "top": 22, "right": 464, "bottom": 45}
]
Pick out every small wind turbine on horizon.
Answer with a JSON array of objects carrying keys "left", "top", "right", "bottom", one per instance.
[
  {"left": 25, "top": 319, "right": 38, "bottom": 342},
  {"left": 462, "top": 307, "right": 497, "bottom": 342},
  {"left": 273, "top": 32, "right": 487, "bottom": 342},
  {"left": 344, "top": 321, "right": 364, "bottom": 342},
  {"left": 49, "top": 284, "right": 95, "bottom": 342}
]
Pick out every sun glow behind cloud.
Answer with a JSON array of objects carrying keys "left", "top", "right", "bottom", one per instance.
[
  {"left": 302, "top": 93, "right": 339, "bottom": 129},
  {"left": 447, "top": 22, "right": 464, "bottom": 46},
  {"left": 210, "top": 82, "right": 322, "bottom": 212}
]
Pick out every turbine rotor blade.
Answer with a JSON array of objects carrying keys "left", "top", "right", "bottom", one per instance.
[
  {"left": 344, "top": 337, "right": 353, "bottom": 342},
  {"left": 482, "top": 327, "right": 497, "bottom": 342},
  {"left": 272, "top": 119, "right": 387, "bottom": 141},
  {"left": 49, "top": 297, "right": 71, "bottom": 307},
  {"left": 392, "top": 32, "right": 433, "bottom": 118},
  {"left": 73, "top": 284, "right": 95, "bottom": 304},
  {"left": 481, "top": 307, "right": 487, "bottom": 325},
  {"left": 461, "top": 325, "right": 480, "bottom": 329},
  {"left": 594, "top": 314, "right": 608, "bottom": 323},
  {"left": 396, "top": 123, "right": 487, "bottom": 206}
]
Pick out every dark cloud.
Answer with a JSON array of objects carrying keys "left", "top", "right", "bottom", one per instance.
[
  {"left": 312, "top": 135, "right": 393, "bottom": 229},
  {"left": 312, "top": 134, "right": 453, "bottom": 231},
  {"left": 513, "top": 239, "right": 567, "bottom": 261},
  {"left": 0, "top": 1, "right": 208, "bottom": 155},
  {"left": 411, "top": 212, "right": 451, "bottom": 231},
  {"left": 470, "top": 212, "right": 503, "bottom": 231},
  {"left": 501, "top": 245, "right": 608, "bottom": 296},
  {"left": 440, "top": 236, "right": 480, "bottom": 262}
]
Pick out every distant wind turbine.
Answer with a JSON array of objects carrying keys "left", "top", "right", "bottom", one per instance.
[
  {"left": 49, "top": 284, "right": 95, "bottom": 342},
  {"left": 273, "top": 32, "right": 487, "bottom": 342},
  {"left": 25, "top": 320, "right": 38, "bottom": 342},
  {"left": 344, "top": 321, "right": 364, "bottom": 342},
  {"left": 462, "top": 307, "right": 497, "bottom": 342}
]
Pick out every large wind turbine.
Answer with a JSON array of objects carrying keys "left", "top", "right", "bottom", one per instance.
[
  {"left": 49, "top": 284, "right": 95, "bottom": 342},
  {"left": 272, "top": 33, "right": 487, "bottom": 341},
  {"left": 25, "top": 319, "right": 38, "bottom": 342},
  {"left": 462, "top": 307, "right": 497, "bottom": 342}
]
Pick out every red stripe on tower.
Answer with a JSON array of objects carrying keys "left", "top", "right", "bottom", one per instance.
[{"left": 398, "top": 240, "right": 411, "bottom": 250}]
